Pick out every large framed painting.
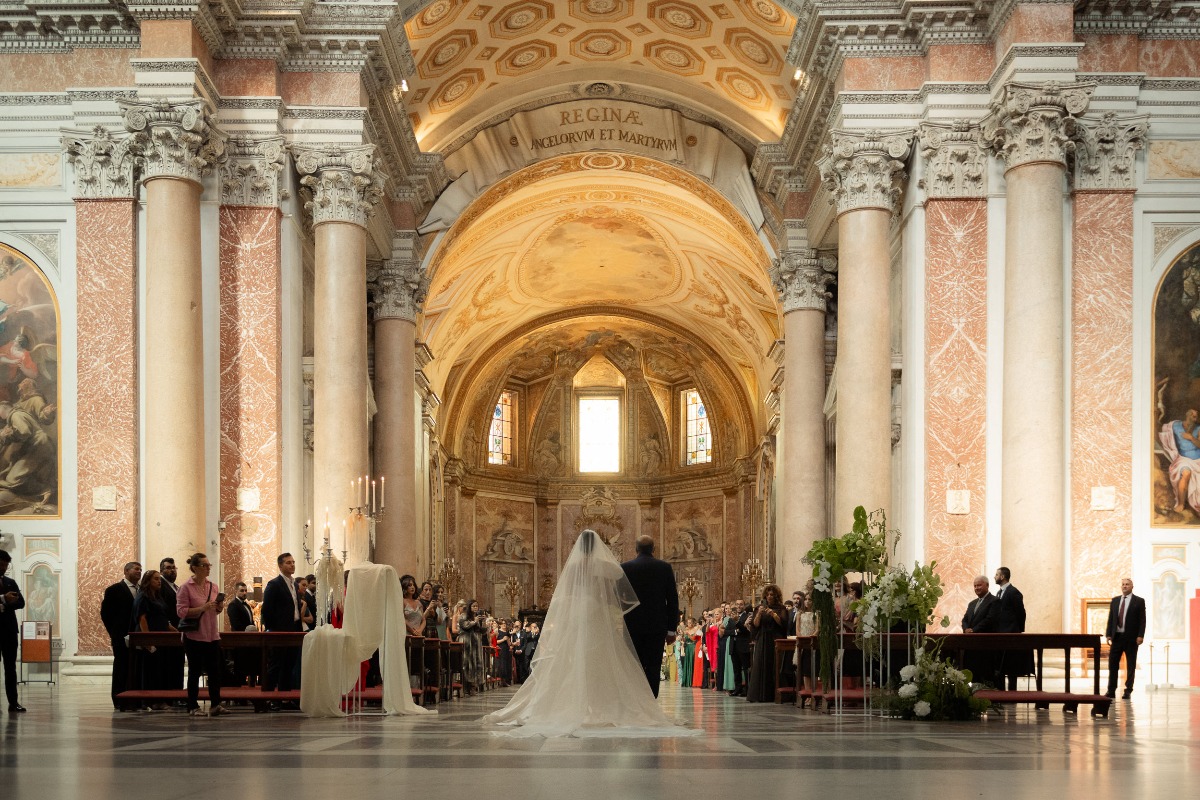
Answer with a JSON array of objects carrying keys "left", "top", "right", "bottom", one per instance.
[{"left": 0, "top": 242, "right": 59, "bottom": 517}]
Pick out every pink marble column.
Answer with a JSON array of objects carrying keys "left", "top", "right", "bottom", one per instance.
[
  {"left": 217, "top": 137, "right": 286, "bottom": 591},
  {"left": 819, "top": 129, "right": 915, "bottom": 531},
  {"left": 918, "top": 123, "right": 990, "bottom": 625},
  {"left": 63, "top": 128, "right": 138, "bottom": 655},
  {"left": 1068, "top": 114, "right": 1147, "bottom": 625}
]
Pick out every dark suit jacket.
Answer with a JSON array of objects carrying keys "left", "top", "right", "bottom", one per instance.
[
  {"left": 100, "top": 581, "right": 136, "bottom": 641},
  {"left": 732, "top": 610, "right": 754, "bottom": 653},
  {"left": 620, "top": 553, "right": 680, "bottom": 645},
  {"left": 260, "top": 575, "right": 300, "bottom": 632},
  {"left": 160, "top": 580, "right": 180, "bottom": 627},
  {"left": 961, "top": 592, "right": 998, "bottom": 632},
  {"left": 0, "top": 575, "right": 24, "bottom": 635},
  {"left": 227, "top": 598, "right": 256, "bottom": 631},
  {"left": 992, "top": 584, "right": 1026, "bottom": 633},
  {"left": 1105, "top": 594, "right": 1147, "bottom": 640}
]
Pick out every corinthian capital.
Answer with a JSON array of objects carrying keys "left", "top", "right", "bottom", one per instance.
[
  {"left": 369, "top": 258, "right": 428, "bottom": 322},
  {"left": 1071, "top": 111, "right": 1149, "bottom": 191},
  {"left": 119, "top": 98, "right": 226, "bottom": 185},
  {"left": 981, "top": 81, "right": 1095, "bottom": 171},
  {"left": 918, "top": 120, "right": 987, "bottom": 199},
  {"left": 62, "top": 126, "right": 137, "bottom": 199},
  {"left": 220, "top": 136, "right": 287, "bottom": 207},
  {"left": 291, "top": 144, "right": 385, "bottom": 228},
  {"left": 818, "top": 129, "right": 915, "bottom": 216},
  {"left": 770, "top": 249, "right": 837, "bottom": 313}
]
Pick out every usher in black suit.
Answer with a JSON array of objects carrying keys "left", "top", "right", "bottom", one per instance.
[
  {"left": 1105, "top": 591, "right": 1147, "bottom": 697},
  {"left": 0, "top": 571, "right": 25, "bottom": 708},
  {"left": 620, "top": 550, "right": 680, "bottom": 698}
]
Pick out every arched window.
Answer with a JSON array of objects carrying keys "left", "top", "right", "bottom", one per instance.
[
  {"left": 488, "top": 390, "right": 515, "bottom": 465},
  {"left": 683, "top": 388, "right": 712, "bottom": 465},
  {"left": 578, "top": 394, "right": 621, "bottom": 472}
]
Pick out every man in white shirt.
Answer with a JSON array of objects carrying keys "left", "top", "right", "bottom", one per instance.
[
  {"left": 100, "top": 561, "right": 142, "bottom": 709},
  {"left": 1105, "top": 578, "right": 1147, "bottom": 699},
  {"left": 261, "top": 553, "right": 302, "bottom": 703}
]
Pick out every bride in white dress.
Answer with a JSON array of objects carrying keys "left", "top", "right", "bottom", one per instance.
[{"left": 483, "top": 529, "right": 698, "bottom": 738}]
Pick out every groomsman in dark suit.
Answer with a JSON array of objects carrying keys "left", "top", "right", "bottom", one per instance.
[
  {"left": 960, "top": 575, "right": 998, "bottom": 683},
  {"left": 992, "top": 566, "right": 1031, "bottom": 691},
  {"left": 261, "top": 553, "right": 302, "bottom": 703},
  {"left": 1105, "top": 578, "right": 1147, "bottom": 699},
  {"left": 100, "top": 561, "right": 141, "bottom": 709},
  {"left": 158, "top": 557, "right": 185, "bottom": 691},
  {"left": 729, "top": 599, "right": 752, "bottom": 696},
  {"left": 0, "top": 550, "right": 26, "bottom": 712}
]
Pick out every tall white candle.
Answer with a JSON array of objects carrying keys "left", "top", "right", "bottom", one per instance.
[{"left": 381, "top": 476, "right": 385, "bottom": 508}]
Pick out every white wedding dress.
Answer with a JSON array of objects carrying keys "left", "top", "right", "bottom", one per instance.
[{"left": 483, "top": 530, "right": 698, "bottom": 737}]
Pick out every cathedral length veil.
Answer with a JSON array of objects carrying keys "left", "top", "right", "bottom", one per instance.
[{"left": 482, "top": 529, "right": 698, "bottom": 737}]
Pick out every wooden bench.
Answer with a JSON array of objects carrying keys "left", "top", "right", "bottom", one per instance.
[{"left": 974, "top": 689, "right": 1112, "bottom": 717}]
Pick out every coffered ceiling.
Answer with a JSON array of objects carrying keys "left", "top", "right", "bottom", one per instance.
[{"left": 402, "top": 0, "right": 799, "bottom": 153}]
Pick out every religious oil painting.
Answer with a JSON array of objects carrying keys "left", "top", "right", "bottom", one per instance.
[{"left": 0, "top": 243, "right": 59, "bottom": 518}]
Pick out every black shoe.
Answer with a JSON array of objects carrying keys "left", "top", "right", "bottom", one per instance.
[
  {"left": 1122, "top": 691, "right": 1132, "bottom": 700},
  {"left": 1103, "top": 691, "right": 1115, "bottom": 699},
  {"left": 8, "top": 703, "right": 25, "bottom": 713}
]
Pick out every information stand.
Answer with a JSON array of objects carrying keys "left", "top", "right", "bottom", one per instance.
[{"left": 20, "top": 620, "right": 56, "bottom": 685}]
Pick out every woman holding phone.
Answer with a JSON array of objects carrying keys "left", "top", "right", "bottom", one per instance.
[{"left": 176, "top": 552, "right": 227, "bottom": 717}]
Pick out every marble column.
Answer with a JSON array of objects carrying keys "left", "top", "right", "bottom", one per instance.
[
  {"left": 917, "top": 121, "right": 990, "bottom": 624},
  {"left": 63, "top": 127, "right": 139, "bottom": 655},
  {"left": 982, "top": 81, "right": 1094, "bottom": 632},
  {"left": 120, "top": 99, "right": 225, "bottom": 566},
  {"left": 819, "top": 129, "right": 914, "bottom": 531},
  {"left": 370, "top": 235, "right": 429, "bottom": 575},
  {"left": 770, "top": 249, "right": 834, "bottom": 590},
  {"left": 1067, "top": 112, "right": 1146, "bottom": 622},
  {"left": 217, "top": 136, "right": 287, "bottom": 589},
  {"left": 292, "top": 144, "right": 384, "bottom": 562}
]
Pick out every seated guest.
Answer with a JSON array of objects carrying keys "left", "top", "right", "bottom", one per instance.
[{"left": 960, "top": 575, "right": 998, "bottom": 685}]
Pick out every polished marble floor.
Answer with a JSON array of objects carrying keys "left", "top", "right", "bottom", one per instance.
[{"left": 1, "top": 682, "right": 1196, "bottom": 799}]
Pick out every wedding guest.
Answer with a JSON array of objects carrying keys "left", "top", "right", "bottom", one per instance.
[
  {"left": 158, "top": 557, "right": 185, "bottom": 692},
  {"left": 0, "top": 550, "right": 26, "bottom": 713},
  {"left": 494, "top": 620, "right": 513, "bottom": 686},
  {"left": 746, "top": 584, "right": 787, "bottom": 703},
  {"left": 132, "top": 569, "right": 174, "bottom": 706},
  {"left": 401, "top": 575, "right": 425, "bottom": 636},
  {"left": 729, "top": 599, "right": 751, "bottom": 696},
  {"left": 176, "top": 553, "right": 228, "bottom": 717},
  {"left": 100, "top": 561, "right": 141, "bottom": 710},
  {"left": 457, "top": 599, "right": 486, "bottom": 694},
  {"left": 432, "top": 584, "right": 449, "bottom": 639},
  {"left": 226, "top": 581, "right": 259, "bottom": 688},
  {"left": 704, "top": 611, "right": 720, "bottom": 689},
  {"left": 794, "top": 592, "right": 819, "bottom": 696},
  {"left": 1105, "top": 578, "right": 1147, "bottom": 700}
]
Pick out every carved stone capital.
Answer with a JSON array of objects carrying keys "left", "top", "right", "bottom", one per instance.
[
  {"left": 119, "top": 98, "right": 225, "bottom": 185},
  {"left": 918, "top": 120, "right": 987, "bottom": 199},
  {"left": 368, "top": 258, "right": 428, "bottom": 322},
  {"left": 291, "top": 144, "right": 385, "bottom": 228},
  {"left": 981, "top": 81, "right": 1095, "bottom": 171},
  {"left": 219, "top": 135, "right": 287, "bottom": 207},
  {"left": 770, "top": 249, "right": 837, "bottom": 313},
  {"left": 1071, "top": 111, "right": 1149, "bottom": 191},
  {"left": 62, "top": 126, "right": 137, "bottom": 199},
  {"left": 818, "top": 129, "right": 915, "bottom": 216}
]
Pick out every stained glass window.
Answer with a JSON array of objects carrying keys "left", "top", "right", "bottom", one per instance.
[
  {"left": 579, "top": 396, "right": 620, "bottom": 472},
  {"left": 488, "top": 390, "right": 515, "bottom": 465},
  {"left": 684, "top": 389, "right": 712, "bottom": 465}
]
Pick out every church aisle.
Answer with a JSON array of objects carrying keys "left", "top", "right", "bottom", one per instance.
[{"left": 0, "top": 683, "right": 1193, "bottom": 799}]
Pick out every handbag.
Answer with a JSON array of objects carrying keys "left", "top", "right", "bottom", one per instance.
[{"left": 177, "top": 583, "right": 211, "bottom": 633}]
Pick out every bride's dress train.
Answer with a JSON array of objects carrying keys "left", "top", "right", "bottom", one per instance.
[{"left": 483, "top": 530, "right": 699, "bottom": 738}]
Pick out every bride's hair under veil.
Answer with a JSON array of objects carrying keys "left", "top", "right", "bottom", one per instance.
[{"left": 482, "top": 529, "right": 696, "bottom": 737}]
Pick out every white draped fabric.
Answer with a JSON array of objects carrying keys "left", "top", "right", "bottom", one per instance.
[
  {"left": 483, "top": 529, "right": 698, "bottom": 737},
  {"left": 300, "top": 562, "right": 433, "bottom": 717}
]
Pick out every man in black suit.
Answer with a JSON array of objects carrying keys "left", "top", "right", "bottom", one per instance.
[
  {"left": 304, "top": 574, "right": 318, "bottom": 626},
  {"left": 960, "top": 575, "right": 998, "bottom": 684},
  {"left": 728, "top": 598, "right": 752, "bottom": 696},
  {"left": 620, "top": 535, "right": 680, "bottom": 698},
  {"left": 100, "top": 561, "right": 141, "bottom": 709},
  {"left": 260, "top": 553, "right": 301, "bottom": 701},
  {"left": 1105, "top": 578, "right": 1147, "bottom": 699},
  {"left": 0, "top": 550, "right": 26, "bottom": 712},
  {"left": 992, "top": 566, "right": 1031, "bottom": 691},
  {"left": 158, "top": 557, "right": 185, "bottom": 691},
  {"left": 226, "top": 581, "right": 258, "bottom": 687}
]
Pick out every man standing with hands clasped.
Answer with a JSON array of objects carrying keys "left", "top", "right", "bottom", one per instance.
[
  {"left": 0, "top": 550, "right": 26, "bottom": 712},
  {"left": 1105, "top": 578, "right": 1147, "bottom": 700}
]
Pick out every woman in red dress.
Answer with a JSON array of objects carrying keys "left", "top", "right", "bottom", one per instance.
[{"left": 690, "top": 617, "right": 705, "bottom": 688}]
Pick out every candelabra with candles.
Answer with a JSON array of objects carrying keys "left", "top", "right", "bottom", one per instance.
[
  {"left": 301, "top": 520, "right": 340, "bottom": 566},
  {"left": 680, "top": 576, "right": 700, "bottom": 620},
  {"left": 348, "top": 473, "right": 386, "bottom": 558},
  {"left": 503, "top": 576, "right": 523, "bottom": 619},
  {"left": 740, "top": 557, "right": 765, "bottom": 602},
  {"left": 437, "top": 557, "right": 463, "bottom": 603}
]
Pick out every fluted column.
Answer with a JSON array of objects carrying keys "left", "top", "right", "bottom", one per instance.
[
  {"left": 982, "top": 81, "right": 1094, "bottom": 632},
  {"left": 292, "top": 144, "right": 384, "bottom": 561},
  {"left": 120, "top": 99, "right": 225, "bottom": 566},
  {"left": 63, "top": 126, "right": 139, "bottom": 655},
  {"left": 819, "top": 129, "right": 914, "bottom": 531},
  {"left": 770, "top": 250, "right": 834, "bottom": 589},
  {"left": 370, "top": 235, "right": 429, "bottom": 575}
]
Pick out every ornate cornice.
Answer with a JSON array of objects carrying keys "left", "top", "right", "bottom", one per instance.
[
  {"left": 918, "top": 120, "right": 988, "bottom": 199},
  {"left": 770, "top": 250, "right": 837, "bottom": 314},
  {"left": 368, "top": 258, "right": 429, "bottom": 322},
  {"left": 119, "top": 98, "right": 226, "bottom": 186},
  {"left": 291, "top": 144, "right": 386, "bottom": 228},
  {"left": 219, "top": 135, "right": 287, "bottom": 207},
  {"left": 1070, "top": 111, "right": 1149, "bottom": 192},
  {"left": 818, "top": 129, "right": 915, "bottom": 216},
  {"left": 61, "top": 126, "right": 137, "bottom": 200},
  {"left": 980, "top": 81, "right": 1095, "bottom": 171}
]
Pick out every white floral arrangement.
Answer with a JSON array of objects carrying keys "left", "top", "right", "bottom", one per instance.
[{"left": 888, "top": 644, "right": 989, "bottom": 721}]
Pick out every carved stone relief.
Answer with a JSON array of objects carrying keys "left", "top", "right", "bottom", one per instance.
[
  {"left": 119, "top": 98, "right": 226, "bottom": 186},
  {"left": 1071, "top": 111, "right": 1149, "bottom": 192},
  {"left": 918, "top": 120, "right": 987, "bottom": 199},
  {"left": 981, "top": 81, "right": 1095, "bottom": 171},
  {"left": 818, "top": 129, "right": 915, "bottom": 216}
]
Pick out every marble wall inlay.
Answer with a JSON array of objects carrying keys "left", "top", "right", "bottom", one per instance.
[
  {"left": 1148, "top": 141, "right": 1200, "bottom": 181},
  {"left": 0, "top": 153, "right": 61, "bottom": 188}
]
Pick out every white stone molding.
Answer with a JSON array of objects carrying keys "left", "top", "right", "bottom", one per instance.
[
  {"left": 368, "top": 258, "right": 429, "bottom": 322},
  {"left": 219, "top": 135, "right": 288, "bottom": 207},
  {"left": 291, "top": 144, "right": 385, "bottom": 228},
  {"left": 818, "top": 129, "right": 916, "bottom": 216},
  {"left": 770, "top": 250, "right": 837, "bottom": 313},
  {"left": 119, "top": 98, "right": 226, "bottom": 186},
  {"left": 62, "top": 126, "right": 137, "bottom": 200},
  {"left": 918, "top": 120, "right": 988, "bottom": 199},
  {"left": 1070, "top": 111, "right": 1149, "bottom": 192},
  {"left": 980, "top": 81, "right": 1095, "bottom": 171}
]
